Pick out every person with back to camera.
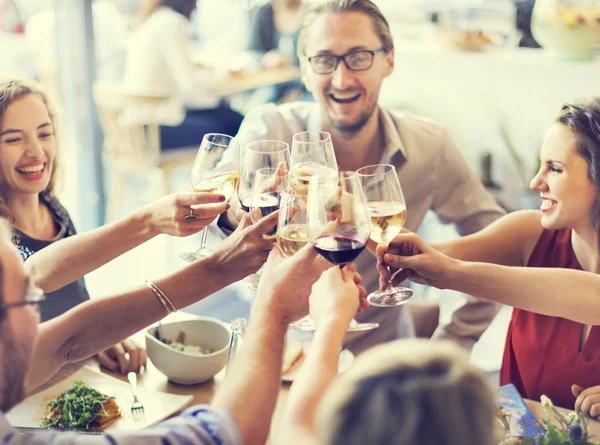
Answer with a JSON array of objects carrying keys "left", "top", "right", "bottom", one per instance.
[
  {"left": 124, "top": 0, "right": 244, "bottom": 150},
  {"left": 276, "top": 265, "right": 497, "bottom": 445},
  {"left": 219, "top": 0, "right": 506, "bottom": 355},
  {"left": 0, "top": 77, "right": 232, "bottom": 374},
  {"left": 381, "top": 98, "right": 600, "bottom": 416}
]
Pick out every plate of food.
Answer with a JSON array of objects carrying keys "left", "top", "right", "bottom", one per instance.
[
  {"left": 7, "top": 366, "right": 193, "bottom": 432},
  {"left": 281, "top": 340, "right": 354, "bottom": 382}
]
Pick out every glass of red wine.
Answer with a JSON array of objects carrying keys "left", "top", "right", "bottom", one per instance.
[
  {"left": 243, "top": 167, "right": 289, "bottom": 290},
  {"left": 308, "top": 171, "right": 371, "bottom": 267}
]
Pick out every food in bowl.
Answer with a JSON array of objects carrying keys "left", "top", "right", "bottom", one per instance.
[
  {"left": 160, "top": 331, "right": 214, "bottom": 356},
  {"left": 41, "top": 380, "right": 121, "bottom": 431},
  {"left": 146, "top": 317, "right": 231, "bottom": 385}
]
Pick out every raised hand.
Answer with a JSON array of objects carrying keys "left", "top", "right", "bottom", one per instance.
[
  {"left": 145, "top": 191, "right": 227, "bottom": 237},
  {"left": 210, "top": 210, "right": 280, "bottom": 281},
  {"left": 253, "top": 243, "right": 331, "bottom": 324},
  {"left": 378, "top": 232, "right": 459, "bottom": 289},
  {"left": 309, "top": 263, "right": 368, "bottom": 328}
]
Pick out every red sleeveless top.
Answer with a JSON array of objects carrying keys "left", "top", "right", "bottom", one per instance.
[{"left": 500, "top": 228, "right": 600, "bottom": 409}]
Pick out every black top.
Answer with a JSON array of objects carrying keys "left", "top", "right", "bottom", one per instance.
[{"left": 12, "top": 193, "right": 90, "bottom": 322}]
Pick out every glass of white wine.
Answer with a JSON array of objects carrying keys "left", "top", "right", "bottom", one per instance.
[
  {"left": 244, "top": 167, "right": 289, "bottom": 290},
  {"left": 179, "top": 134, "right": 240, "bottom": 263},
  {"left": 277, "top": 190, "right": 309, "bottom": 259},
  {"left": 356, "top": 164, "right": 414, "bottom": 307},
  {"left": 290, "top": 131, "right": 338, "bottom": 198}
]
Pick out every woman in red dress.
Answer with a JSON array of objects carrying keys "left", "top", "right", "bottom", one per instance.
[{"left": 380, "top": 98, "right": 600, "bottom": 416}]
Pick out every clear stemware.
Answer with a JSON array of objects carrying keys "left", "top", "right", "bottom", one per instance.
[
  {"left": 179, "top": 134, "right": 240, "bottom": 263},
  {"left": 356, "top": 164, "right": 414, "bottom": 307}
]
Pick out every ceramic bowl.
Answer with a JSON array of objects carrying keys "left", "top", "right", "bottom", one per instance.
[{"left": 146, "top": 317, "right": 231, "bottom": 385}]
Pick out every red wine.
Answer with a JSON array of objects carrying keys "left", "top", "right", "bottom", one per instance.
[
  {"left": 313, "top": 236, "right": 366, "bottom": 265},
  {"left": 244, "top": 193, "right": 280, "bottom": 234}
]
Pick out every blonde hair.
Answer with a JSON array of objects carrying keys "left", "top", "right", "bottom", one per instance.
[
  {"left": 0, "top": 78, "right": 61, "bottom": 214},
  {"left": 316, "top": 339, "right": 497, "bottom": 445},
  {"left": 296, "top": 0, "right": 394, "bottom": 58}
]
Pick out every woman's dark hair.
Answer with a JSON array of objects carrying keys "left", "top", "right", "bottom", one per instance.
[{"left": 556, "top": 98, "right": 600, "bottom": 251}]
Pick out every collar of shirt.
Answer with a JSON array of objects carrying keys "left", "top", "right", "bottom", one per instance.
[{"left": 305, "top": 104, "right": 407, "bottom": 168}]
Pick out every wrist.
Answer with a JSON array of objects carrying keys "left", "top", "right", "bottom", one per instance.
[
  {"left": 444, "top": 257, "right": 465, "bottom": 290},
  {"left": 135, "top": 205, "right": 159, "bottom": 238}
]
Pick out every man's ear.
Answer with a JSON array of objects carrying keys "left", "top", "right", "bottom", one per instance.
[
  {"left": 300, "top": 59, "right": 312, "bottom": 92},
  {"left": 384, "top": 50, "right": 395, "bottom": 78}
]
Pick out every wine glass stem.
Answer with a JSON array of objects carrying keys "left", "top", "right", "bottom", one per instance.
[{"left": 196, "top": 227, "right": 209, "bottom": 253}]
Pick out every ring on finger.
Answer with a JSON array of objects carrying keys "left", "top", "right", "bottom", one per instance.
[{"left": 184, "top": 208, "right": 200, "bottom": 221}]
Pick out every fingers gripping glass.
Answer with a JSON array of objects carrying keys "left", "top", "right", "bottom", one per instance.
[
  {"left": 357, "top": 164, "right": 414, "bottom": 308},
  {"left": 179, "top": 133, "right": 241, "bottom": 263},
  {"left": 307, "top": 48, "right": 385, "bottom": 75},
  {"left": 0, "top": 284, "right": 45, "bottom": 313}
]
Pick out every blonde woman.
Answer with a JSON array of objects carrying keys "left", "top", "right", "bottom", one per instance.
[{"left": 278, "top": 265, "right": 496, "bottom": 445}]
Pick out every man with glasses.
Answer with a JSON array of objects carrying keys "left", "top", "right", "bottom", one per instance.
[
  {"left": 221, "top": 0, "right": 505, "bottom": 353},
  {"left": 0, "top": 215, "right": 362, "bottom": 444}
]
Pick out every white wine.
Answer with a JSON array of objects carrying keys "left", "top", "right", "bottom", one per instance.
[
  {"left": 194, "top": 171, "right": 240, "bottom": 201},
  {"left": 277, "top": 224, "right": 309, "bottom": 257},
  {"left": 291, "top": 162, "right": 337, "bottom": 196},
  {"left": 368, "top": 201, "right": 406, "bottom": 244}
]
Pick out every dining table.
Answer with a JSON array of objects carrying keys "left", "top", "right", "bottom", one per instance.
[{"left": 31, "top": 311, "right": 600, "bottom": 444}]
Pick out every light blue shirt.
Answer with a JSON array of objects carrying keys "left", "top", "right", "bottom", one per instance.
[{"left": 0, "top": 406, "right": 242, "bottom": 445}]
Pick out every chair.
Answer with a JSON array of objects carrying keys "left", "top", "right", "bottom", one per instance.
[{"left": 92, "top": 81, "right": 198, "bottom": 222}]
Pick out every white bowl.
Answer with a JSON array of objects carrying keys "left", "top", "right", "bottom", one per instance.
[{"left": 145, "top": 317, "right": 231, "bottom": 385}]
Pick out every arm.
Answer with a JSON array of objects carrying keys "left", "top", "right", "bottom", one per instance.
[
  {"left": 383, "top": 233, "right": 600, "bottom": 325},
  {"left": 212, "top": 244, "right": 337, "bottom": 445},
  {"left": 278, "top": 265, "right": 365, "bottom": 445},
  {"left": 25, "top": 211, "right": 278, "bottom": 391},
  {"left": 26, "top": 192, "right": 226, "bottom": 292}
]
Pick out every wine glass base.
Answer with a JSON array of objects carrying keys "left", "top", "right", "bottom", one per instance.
[
  {"left": 288, "top": 315, "right": 380, "bottom": 333},
  {"left": 367, "top": 287, "right": 414, "bottom": 308},
  {"left": 179, "top": 245, "right": 214, "bottom": 263},
  {"left": 243, "top": 274, "right": 260, "bottom": 291}
]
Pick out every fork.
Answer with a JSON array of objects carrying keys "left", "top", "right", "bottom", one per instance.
[{"left": 127, "top": 372, "right": 145, "bottom": 422}]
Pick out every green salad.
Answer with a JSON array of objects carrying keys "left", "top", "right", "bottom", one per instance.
[{"left": 41, "top": 380, "right": 120, "bottom": 431}]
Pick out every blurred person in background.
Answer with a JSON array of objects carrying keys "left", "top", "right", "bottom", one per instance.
[
  {"left": 220, "top": 0, "right": 505, "bottom": 355},
  {"left": 248, "top": 0, "right": 308, "bottom": 103},
  {"left": 124, "top": 0, "right": 243, "bottom": 150},
  {"left": 0, "top": 77, "right": 231, "bottom": 374}
]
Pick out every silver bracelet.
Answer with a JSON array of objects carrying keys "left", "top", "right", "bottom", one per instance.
[{"left": 145, "top": 280, "right": 177, "bottom": 314}]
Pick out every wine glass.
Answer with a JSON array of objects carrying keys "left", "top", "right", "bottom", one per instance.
[
  {"left": 238, "top": 140, "right": 290, "bottom": 213},
  {"left": 307, "top": 171, "right": 371, "bottom": 266},
  {"left": 244, "top": 167, "right": 289, "bottom": 290},
  {"left": 276, "top": 190, "right": 309, "bottom": 258},
  {"left": 290, "top": 131, "right": 338, "bottom": 198},
  {"left": 356, "top": 164, "right": 414, "bottom": 307},
  {"left": 179, "top": 134, "right": 240, "bottom": 263},
  {"left": 287, "top": 172, "right": 376, "bottom": 333}
]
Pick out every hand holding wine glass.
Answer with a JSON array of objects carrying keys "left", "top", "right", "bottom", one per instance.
[
  {"left": 244, "top": 168, "right": 289, "bottom": 290},
  {"left": 308, "top": 171, "right": 370, "bottom": 267},
  {"left": 356, "top": 164, "right": 414, "bottom": 307},
  {"left": 179, "top": 134, "right": 241, "bottom": 262}
]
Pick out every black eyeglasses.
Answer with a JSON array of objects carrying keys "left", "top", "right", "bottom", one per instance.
[
  {"left": 306, "top": 48, "right": 386, "bottom": 75},
  {"left": 0, "top": 284, "right": 45, "bottom": 313}
]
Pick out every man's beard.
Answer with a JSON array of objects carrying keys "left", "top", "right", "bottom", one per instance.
[
  {"left": 326, "top": 101, "right": 377, "bottom": 136},
  {"left": 0, "top": 329, "right": 28, "bottom": 412}
]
